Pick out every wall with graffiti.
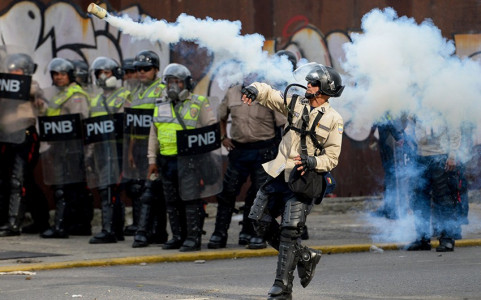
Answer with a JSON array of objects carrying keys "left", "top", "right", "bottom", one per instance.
[{"left": 2, "top": 0, "right": 481, "bottom": 196}]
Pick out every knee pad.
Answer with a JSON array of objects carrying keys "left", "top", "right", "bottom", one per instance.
[
  {"left": 280, "top": 227, "right": 301, "bottom": 241},
  {"left": 281, "top": 199, "right": 309, "bottom": 229}
]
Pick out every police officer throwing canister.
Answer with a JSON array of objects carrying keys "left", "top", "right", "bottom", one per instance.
[{"left": 241, "top": 63, "right": 344, "bottom": 300}]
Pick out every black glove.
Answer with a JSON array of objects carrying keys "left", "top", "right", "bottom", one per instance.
[
  {"left": 299, "top": 154, "right": 317, "bottom": 171},
  {"left": 241, "top": 86, "right": 258, "bottom": 102}
]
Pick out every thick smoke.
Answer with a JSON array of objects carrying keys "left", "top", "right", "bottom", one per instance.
[
  {"left": 104, "top": 13, "right": 295, "bottom": 88},
  {"left": 341, "top": 8, "right": 481, "bottom": 244},
  {"left": 341, "top": 8, "right": 481, "bottom": 141}
]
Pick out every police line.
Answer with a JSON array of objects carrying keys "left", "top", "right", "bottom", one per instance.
[{"left": 37, "top": 108, "right": 221, "bottom": 155}]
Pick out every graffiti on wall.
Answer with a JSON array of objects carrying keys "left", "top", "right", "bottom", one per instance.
[{"left": 1, "top": 1, "right": 480, "bottom": 142}]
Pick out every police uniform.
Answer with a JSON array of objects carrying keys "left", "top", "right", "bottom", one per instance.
[
  {"left": 148, "top": 92, "right": 217, "bottom": 252},
  {"left": 408, "top": 114, "right": 461, "bottom": 252},
  {"left": 40, "top": 82, "right": 90, "bottom": 238},
  {"left": 247, "top": 81, "right": 343, "bottom": 299},
  {"left": 126, "top": 78, "right": 169, "bottom": 247},
  {"left": 0, "top": 80, "right": 49, "bottom": 236},
  {"left": 208, "top": 84, "right": 286, "bottom": 249},
  {"left": 88, "top": 86, "right": 131, "bottom": 243}
]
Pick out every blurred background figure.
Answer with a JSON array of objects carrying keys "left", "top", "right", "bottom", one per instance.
[
  {"left": 40, "top": 57, "right": 90, "bottom": 239},
  {"left": 122, "top": 58, "right": 139, "bottom": 91},
  {"left": 86, "top": 56, "right": 130, "bottom": 244},
  {"left": 208, "top": 72, "right": 286, "bottom": 250},
  {"left": 0, "top": 53, "right": 50, "bottom": 236}
]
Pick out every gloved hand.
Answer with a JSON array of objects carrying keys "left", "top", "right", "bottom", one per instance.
[
  {"left": 299, "top": 154, "right": 317, "bottom": 171},
  {"left": 241, "top": 86, "right": 258, "bottom": 102}
]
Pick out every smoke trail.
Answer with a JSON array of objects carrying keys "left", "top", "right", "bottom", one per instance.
[
  {"left": 342, "top": 8, "right": 481, "bottom": 244},
  {"left": 104, "top": 13, "right": 295, "bottom": 88}
]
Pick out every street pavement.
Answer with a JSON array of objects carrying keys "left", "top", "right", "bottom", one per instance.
[{"left": 1, "top": 196, "right": 481, "bottom": 273}]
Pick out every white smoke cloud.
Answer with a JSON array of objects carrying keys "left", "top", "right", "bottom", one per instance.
[
  {"left": 340, "top": 7, "right": 481, "bottom": 137},
  {"left": 339, "top": 8, "right": 481, "bottom": 244},
  {"left": 104, "top": 13, "right": 296, "bottom": 88}
]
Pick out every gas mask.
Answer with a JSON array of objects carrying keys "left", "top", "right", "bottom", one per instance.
[
  {"left": 97, "top": 73, "right": 118, "bottom": 89},
  {"left": 167, "top": 82, "right": 189, "bottom": 102}
]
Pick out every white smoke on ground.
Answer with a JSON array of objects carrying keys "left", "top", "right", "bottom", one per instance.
[{"left": 104, "top": 13, "right": 295, "bottom": 89}]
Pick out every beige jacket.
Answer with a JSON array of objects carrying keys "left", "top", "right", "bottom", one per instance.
[
  {"left": 218, "top": 84, "right": 286, "bottom": 143},
  {"left": 251, "top": 82, "right": 344, "bottom": 182}
]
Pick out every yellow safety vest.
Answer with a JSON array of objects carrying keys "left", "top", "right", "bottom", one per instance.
[
  {"left": 153, "top": 94, "right": 207, "bottom": 156},
  {"left": 131, "top": 78, "right": 165, "bottom": 109},
  {"left": 90, "top": 87, "right": 130, "bottom": 117},
  {"left": 46, "top": 83, "right": 89, "bottom": 116}
]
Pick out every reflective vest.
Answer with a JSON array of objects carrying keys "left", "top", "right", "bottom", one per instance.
[
  {"left": 131, "top": 78, "right": 165, "bottom": 109},
  {"left": 90, "top": 87, "right": 130, "bottom": 117},
  {"left": 46, "top": 83, "right": 89, "bottom": 116},
  {"left": 153, "top": 94, "right": 207, "bottom": 156}
]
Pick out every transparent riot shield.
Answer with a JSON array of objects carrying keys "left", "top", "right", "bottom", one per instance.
[
  {"left": 83, "top": 113, "right": 124, "bottom": 189},
  {"left": 177, "top": 122, "right": 223, "bottom": 201},
  {"left": 122, "top": 107, "right": 154, "bottom": 180},
  {"left": 0, "top": 72, "right": 32, "bottom": 143},
  {"left": 38, "top": 113, "right": 85, "bottom": 185}
]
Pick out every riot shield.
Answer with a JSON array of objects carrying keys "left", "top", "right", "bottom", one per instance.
[
  {"left": 38, "top": 113, "right": 85, "bottom": 185},
  {"left": 177, "top": 122, "right": 223, "bottom": 201},
  {"left": 0, "top": 72, "right": 32, "bottom": 143},
  {"left": 83, "top": 113, "right": 124, "bottom": 189},
  {"left": 122, "top": 107, "right": 154, "bottom": 180}
]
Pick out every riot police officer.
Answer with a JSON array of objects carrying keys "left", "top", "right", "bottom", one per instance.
[
  {"left": 40, "top": 58, "right": 90, "bottom": 239},
  {"left": 86, "top": 56, "right": 131, "bottom": 244},
  {"left": 125, "top": 50, "right": 169, "bottom": 248},
  {"left": 0, "top": 53, "right": 49, "bottom": 236},
  {"left": 121, "top": 58, "right": 139, "bottom": 91},
  {"left": 208, "top": 73, "right": 286, "bottom": 250},
  {"left": 148, "top": 63, "right": 218, "bottom": 252},
  {"left": 241, "top": 63, "right": 345, "bottom": 300}
]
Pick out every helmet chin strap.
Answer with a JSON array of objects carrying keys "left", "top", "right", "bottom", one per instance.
[{"left": 305, "top": 90, "right": 322, "bottom": 100}]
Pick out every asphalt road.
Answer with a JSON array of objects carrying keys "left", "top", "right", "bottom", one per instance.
[{"left": 1, "top": 246, "right": 480, "bottom": 300}]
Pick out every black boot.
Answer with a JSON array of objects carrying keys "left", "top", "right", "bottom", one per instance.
[
  {"left": 180, "top": 203, "right": 204, "bottom": 252},
  {"left": 162, "top": 206, "right": 186, "bottom": 250},
  {"left": 405, "top": 237, "right": 431, "bottom": 251},
  {"left": 208, "top": 204, "right": 232, "bottom": 249},
  {"left": 436, "top": 237, "right": 455, "bottom": 252},
  {"left": 89, "top": 188, "right": 116, "bottom": 244},
  {"left": 124, "top": 180, "right": 143, "bottom": 236},
  {"left": 41, "top": 188, "right": 68, "bottom": 239},
  {"left": 267, "top": 241, "right": 298, "bottom": 300},
  {"left": 132, "top": 192, "right": 153, "bottom": 248},
  {"left": 0, "top": 189, "right": 25, "bottom": 237},
  {"left": 297, "top": 246, "right": 322, "bottom": 288},
  {"left": 113, "top": 197, "right": 125, "bottom": 241}
]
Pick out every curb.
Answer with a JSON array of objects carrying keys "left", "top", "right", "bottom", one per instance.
[{"left": 1, "top": 239, "right": 480, "bottom": 273}]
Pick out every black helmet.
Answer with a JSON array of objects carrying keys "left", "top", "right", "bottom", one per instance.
[
  {"left": 71, "top": 59, "right": 90, "bottom": 85},
  {"left": 6, "top": 53, "right": 37, "bottom": 75},
  {"left": 162, "top": 63, "right": 194, "bottom": 91},
  {"left": 275, "top": 50, "right": 297, "bottom": 70},
  {"left": 133, "top": 50, "right": 159, "bottom": 69},
  {"left": 91, "top": 56, "right": 123, "bottom": 79},
  {"left": 122, "top": 58, "right": 135, "bottom": 71},
  {"left": 304, "top": 64, "right": 344, "bottom": 97},
  {"left": 48, "top": 57, "right": 75, "bottom": 82}
]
